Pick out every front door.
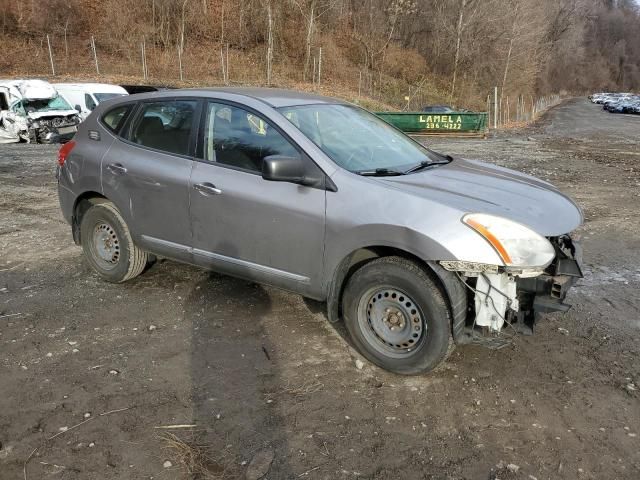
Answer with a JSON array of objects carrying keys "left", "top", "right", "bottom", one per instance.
[
  {"left": 189, "top": 101, "right": 326, "bottom": 297},
  {"left": 101, "top": 99, "right": 198, "bottom": 260}
]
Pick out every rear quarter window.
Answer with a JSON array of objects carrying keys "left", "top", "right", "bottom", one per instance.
[{"left": 102, "top": 105, "right": 130, "bottom": 133}]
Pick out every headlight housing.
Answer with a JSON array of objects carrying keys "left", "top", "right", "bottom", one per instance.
[{"left": 463, "top": 213, "right": 555, "bottom": 268}]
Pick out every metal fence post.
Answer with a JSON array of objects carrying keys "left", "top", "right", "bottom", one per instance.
[
  {"left": 91, "top": 36, "right": 99, "bottom": 75},
  {"left": 46, "top": 35, "right": 56, "bottom": 76}
]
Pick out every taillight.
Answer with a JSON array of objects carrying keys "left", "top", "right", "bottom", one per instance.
[{"left": 58, "top": 140, "right": 76, "bottom": 166}]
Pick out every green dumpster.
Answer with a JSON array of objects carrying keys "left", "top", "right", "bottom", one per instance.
[{"left": 375, "top": 111, "right": 488, "bottom": 137}]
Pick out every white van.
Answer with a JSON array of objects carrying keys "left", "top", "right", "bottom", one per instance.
[{"left": 54, "top": 83, "right": 128, "bottom": 120}]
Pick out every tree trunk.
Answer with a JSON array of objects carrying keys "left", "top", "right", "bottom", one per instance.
[
  {"left": 266, "top": 2, "right": 273, "bottom": 85},
  {"left": 501, "top": 4, "right": 519, "bottom": 99},
  {"left": 449, "top": 0, "right": 466, "bottom": 101},
  {"left": 303, "top": 2, "right": 315, "bottom": 82}
]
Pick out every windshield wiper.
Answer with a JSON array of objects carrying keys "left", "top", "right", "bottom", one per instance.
[
  {"left": 356, "top": 168, "right": 405, "bottom": 177},
  {"left": 404, "top": 155, "right": 453, "bottom": 174}
]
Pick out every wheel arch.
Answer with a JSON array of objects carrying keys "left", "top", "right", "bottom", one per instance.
[
  {"left": 326, "top": 245, "right": 468, "bottom": 343},
  {"left": 71, "top": 191, "right": 108, "bottom": 245}
]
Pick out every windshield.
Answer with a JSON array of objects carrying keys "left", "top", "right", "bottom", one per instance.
[
  {"left": 278, "top": 104, "right": 440, "bottom": 173},
  {"left": 95, "top": 92, "right": 126, "bottom": 102},
  {"left": 23, "top": 95, "right": 72, "bottom": 112}
]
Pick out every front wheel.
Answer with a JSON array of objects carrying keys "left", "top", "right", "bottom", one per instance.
[
  {"left": 80, "top": 202, "right": 148, "bottom": 283},
  {"left": 342, "top": 256, "right": 453, "bottom": 375}
]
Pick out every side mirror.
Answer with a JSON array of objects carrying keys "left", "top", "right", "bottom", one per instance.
[
  {"left": 262, "top": 155, "right": 306, "bottom": 184},
  {"left": 74, "top": 105, "right": 82, "bottom": 113}
]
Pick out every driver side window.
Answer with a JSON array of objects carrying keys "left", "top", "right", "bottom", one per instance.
[{"left": 202, "top": 102, "right": 298, "bottom": 173}]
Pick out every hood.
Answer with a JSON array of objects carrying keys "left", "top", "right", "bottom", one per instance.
[
  {"left": 26, "top": 109, "right": 78, "bottom": 120},
  {"left": 379, "top": 158, "right": 583, "bottom": 236}
]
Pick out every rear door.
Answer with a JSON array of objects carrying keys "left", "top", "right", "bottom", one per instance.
[
  {"left": 101, "top": 98, "right": 199, "bottom": 261},
  {"left": 188, "top": 101, "right": 326, "bottom": 297}
]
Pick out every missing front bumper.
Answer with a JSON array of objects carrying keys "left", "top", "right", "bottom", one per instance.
[{"left": 444, "top": 236, "right": 583, "bottom": 343}]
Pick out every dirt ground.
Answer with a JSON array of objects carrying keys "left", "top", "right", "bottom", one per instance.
[{"left": 1, "top": 98, "right": 639, "bottom": 480}]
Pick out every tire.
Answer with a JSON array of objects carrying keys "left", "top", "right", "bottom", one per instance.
[
  {"left": 80, "top": 202, "right": 148, "bottom": 283},
  {"left": 342, "top": 256, "right": 452, "bottom": 375}
]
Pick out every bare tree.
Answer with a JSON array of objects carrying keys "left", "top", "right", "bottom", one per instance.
[{"left": 290, "top": 0, "right": 339, "bottom": 81}]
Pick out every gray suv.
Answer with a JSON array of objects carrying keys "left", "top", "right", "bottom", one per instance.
[{"left": 57, "top": 88, "right": 583, "bottom": 375}]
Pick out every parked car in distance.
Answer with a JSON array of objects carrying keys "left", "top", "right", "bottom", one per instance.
[
  {"left": 590, "top": 92, "right": 640, "bottom": 115},
  {"left": 55, "top": 83, "right": 128, "bottom": 120},
  {"left": 422, "top": 105, "right": 455, "bottom": 113},
  {"left": 120, "top": 84, "right": 176, "bottom": 95},
  {"left": 0, "top": 79, "right": 80, "bottom": 144},
  {"left": 57, "top": 88, "right": 583, "bottom": 375}
]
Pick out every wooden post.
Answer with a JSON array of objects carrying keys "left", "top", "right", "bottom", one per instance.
[
  {"left": 46, "top": 34, "right": 55, "bottom": 76},
  {"left": 225, "top": 43, "right": 229, "bottom": 84},
  {"left": 220, "top": 47, "right": 225, "bottom": 83},
  {"left": 317, "top": 47, "right": 322, "bottom": 86},
  {"left": 141, "top": 40, "right": 147, "bottom": 80},
  {"left": 312, "top": 57, "right": 316, "bottom": 87},
  {"left": 266, "top": 2, "right": 273, "bottom": 86},
  {"left": 493, "top": 86, "right": 498, "bottom": 129},
  {"left": 91, "top": 36, "right": 99, "bottom": 75},
  {"left": 487, "top": 94, "right": 491, "bottom": 128}
]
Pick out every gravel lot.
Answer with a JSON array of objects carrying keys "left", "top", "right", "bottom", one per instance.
[{"left": 1, "top": 98, "right": 639, "bottom": 479}]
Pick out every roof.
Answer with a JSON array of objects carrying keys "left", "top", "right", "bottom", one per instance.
[
  {"left": 153, "top": 87, "right": 347, "bottom": 108},
  {"left": 54, "top": 83, "right": 128, "bottom": 93}
]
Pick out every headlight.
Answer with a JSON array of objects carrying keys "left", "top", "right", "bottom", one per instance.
[{"left": 463, "top": 213, "right": 555, "bottom": 268}]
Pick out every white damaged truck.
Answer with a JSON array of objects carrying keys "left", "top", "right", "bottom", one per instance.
[{"left": 0, "top": 79, "right": 80, "bottom": 144}]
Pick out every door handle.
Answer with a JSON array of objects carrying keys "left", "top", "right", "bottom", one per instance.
[
  {"left": 107, "top": 163, "right": 127, "bottom": 175},
  {"left": 194, "top": 182, "right": 222, "bottom": 196}
]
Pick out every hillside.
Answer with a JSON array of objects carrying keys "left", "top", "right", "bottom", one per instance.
[{"left": 1, "top": 0, "right": 638, "bottom": 112}]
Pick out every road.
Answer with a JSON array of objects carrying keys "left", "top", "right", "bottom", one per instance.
[{"left": 1, "top": 98, "right": 639, "bottom": 479}]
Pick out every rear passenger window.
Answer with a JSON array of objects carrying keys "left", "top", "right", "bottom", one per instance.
[
  {"left": 202, "top": 102, "right": 298, "bottom": 172},
  {"left": 130, "top": 100, "right": 197, "bottom": 156},
  {"left": 102, "top": 105, "right": 130, "bottom": 132}
]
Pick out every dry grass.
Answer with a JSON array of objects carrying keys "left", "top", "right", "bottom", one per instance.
[
  {"left": 264, "top": 380, "right": 324, "bottom": 401},
  {"left": 159, "top": 432, "right": 233, "bottom": 479},
  {"left": 0, "top": 32, "right": 455, "bottom": 111}
]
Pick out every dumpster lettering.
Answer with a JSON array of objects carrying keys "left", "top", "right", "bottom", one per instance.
[{"left": 418, "top": 115, "right": 463, "bottom": 130}]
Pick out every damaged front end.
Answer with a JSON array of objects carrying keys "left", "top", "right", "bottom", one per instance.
[
  {"left": 0, "top": 79, "right": 80, "bottom": 144},
  {"left": 24, "top": 112, "right": 80, "bottom": 144},
  {"left": 441, "top": 235, "right": 582, "bottom": 345}
]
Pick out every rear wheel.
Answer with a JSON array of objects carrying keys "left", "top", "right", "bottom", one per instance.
[
  {"left": 80, "top": 202, "right": 148, "bottom": 283},
  {"left": 342, "top": 256, "right": 452, "bottom": 375}
]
